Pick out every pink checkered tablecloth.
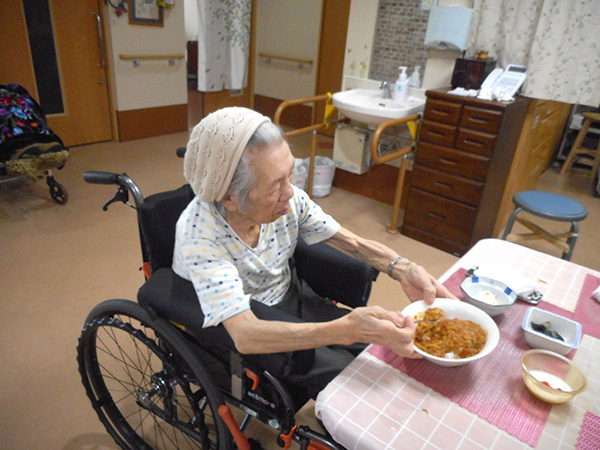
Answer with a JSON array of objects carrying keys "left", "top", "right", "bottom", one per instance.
[{"left": 315, "top": 239, "right": 600, "bottom": 450}]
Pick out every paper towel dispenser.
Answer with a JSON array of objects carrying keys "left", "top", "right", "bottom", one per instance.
[{"left": 424, "top": 6, "right": 473, "bottom": 51}]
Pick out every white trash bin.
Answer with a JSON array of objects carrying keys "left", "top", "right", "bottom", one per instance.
[
  {"left": 303, "top": 156, "right": 336, "bottom": 198},
  {"left": 292, "top": 158, "right": 307, "bottom": 191}
]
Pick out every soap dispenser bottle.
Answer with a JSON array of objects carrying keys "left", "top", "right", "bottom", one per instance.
[
  {"left": 408, "top": 65, "right": 421, "bottom": 88},
  {"left": 394, "top": 66, "right": 409, "bottom": 103}
]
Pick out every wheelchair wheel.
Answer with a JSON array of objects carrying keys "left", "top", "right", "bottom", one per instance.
[{"left": 77, "top": 299, "right": 233, "bottom": 450}]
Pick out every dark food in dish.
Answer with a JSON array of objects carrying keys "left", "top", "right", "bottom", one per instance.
[{"left": 531, "top": 321, "right": 564, "bottom": 341}]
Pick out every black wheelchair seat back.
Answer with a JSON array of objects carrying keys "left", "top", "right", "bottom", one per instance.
[{"left": 138, "top": 184, "right": 195, "bottom": 274}]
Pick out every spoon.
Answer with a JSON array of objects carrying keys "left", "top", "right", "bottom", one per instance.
[{"left": 413, "top": 308, "right": 445, "bottom": 324}]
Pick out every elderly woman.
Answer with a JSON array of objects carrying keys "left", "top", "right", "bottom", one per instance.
[{"left": 173, "top": 107, "right": 453, "bottom": 397}]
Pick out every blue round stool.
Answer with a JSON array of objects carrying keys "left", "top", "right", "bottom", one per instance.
[{"left": 501, "top": 191, "right": 588, "bottom": 261}]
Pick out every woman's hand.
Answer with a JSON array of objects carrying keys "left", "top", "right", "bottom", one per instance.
[
  {"left": 345, "top": 306, "right": 422, "bottom": 359},
  {"left": 323, "top": 227, "right": 456, "bottom": 306},
  {"left": 397, "top": 261, "right": 457, "bottom": 305}
]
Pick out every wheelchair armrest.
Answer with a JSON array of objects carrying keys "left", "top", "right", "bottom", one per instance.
[{"left": 293, "top": 239, "right": 379, "bottom": 308}]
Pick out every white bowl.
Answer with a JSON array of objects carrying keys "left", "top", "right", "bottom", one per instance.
[
  {"left": 402, "top": 298, "right": 500, "bottom": 367},
  {"left": 522, "top": 307, "right": 581, "bottom": 355},
  {"left": 460, "top": 276, "right": 517, "bottom": 316}
]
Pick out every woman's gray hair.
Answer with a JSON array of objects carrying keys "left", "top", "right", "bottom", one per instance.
[{"left": 215, "top": 121, "right": 286, "bottom": 215}]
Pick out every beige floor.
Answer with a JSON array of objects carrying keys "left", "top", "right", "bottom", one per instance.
[{"left": 1, "top": 126, "right": 598, "bottom": 449}]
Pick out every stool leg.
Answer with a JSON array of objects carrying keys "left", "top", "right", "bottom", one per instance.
[
  {"left": 590, "top": 128, "right": 600, "bottom": 179},
  {"left": 560, "top": 118, "right": 592, "bottom": 175},
  {"left": 502, "top": 207, "right": 522, "bottom": 240},
  {"left": 562, "top": 221, "right": 579, "bottom": 261}
]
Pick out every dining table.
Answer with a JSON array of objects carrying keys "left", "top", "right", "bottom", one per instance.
[{"left": 315, "top": 238, "right": 600, "bottom": 450}]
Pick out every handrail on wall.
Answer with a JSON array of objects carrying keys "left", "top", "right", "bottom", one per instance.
[
  {"left": 369, "top": 114, "right": 421, "bottom": 233},
  {"left": 259, "top": 52, "right": 313, "bottom": 69},
  {"left": 119, "top": 53, "right": 185, "bottom": 67}
]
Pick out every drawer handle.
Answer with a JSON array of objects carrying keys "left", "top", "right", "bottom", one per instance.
[
  {"left": 432, "top": 109, "right": 452, "bottom": 117},
  {"left": 434, "top": 181, "right": 452, "bottom": 189},
  {"left": 469, "top": 115, "right": 490, "bottom": 124},
  {"left": 439, "top": 157, "right": 459, "bottom": 166},
  {"left": 428, "top": 211, "right": 446, "bottom": 220},
  {"left": 463, "top": 138, "right": 484, "bottom": 147},
  {"left": 427, "top": 129, "right": 447, "bottom": 136}
]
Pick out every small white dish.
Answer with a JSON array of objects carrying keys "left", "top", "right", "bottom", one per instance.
[
  {"left": 460, "top": 276, "right": 517, "bottom": 316},
  {"left": 402, "top": 298, "right": 500, "bottom": 367},
  {"left": 522, "top": 307, "right": 581, "bottom": 355}
]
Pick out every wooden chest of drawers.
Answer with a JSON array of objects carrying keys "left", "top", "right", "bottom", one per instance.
[{"left": 401, "top": 90, "right": 530, "bottom": 256}]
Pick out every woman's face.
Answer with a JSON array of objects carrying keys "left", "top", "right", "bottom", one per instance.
[{"left": 241, "top": 140, "right": 296, "bottom": 224}]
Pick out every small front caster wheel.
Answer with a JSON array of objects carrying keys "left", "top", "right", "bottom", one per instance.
[{"left": 47, "top": 177, "right": 68, "bottom": 205}]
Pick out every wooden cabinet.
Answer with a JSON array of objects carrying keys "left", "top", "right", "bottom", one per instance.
[
  {"left": 402, "top": 90, "right": 571, "bottom": 256},
  {"left": 402, "top": 90, "right": 530, "bottom": 256}
]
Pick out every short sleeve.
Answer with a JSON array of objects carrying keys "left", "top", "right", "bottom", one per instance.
[
  {"left": 179, "top": 235, "right": 252, "bottom": 327},
  {"left": 293, "top": 186, "right": 340, "bottom": 245}
]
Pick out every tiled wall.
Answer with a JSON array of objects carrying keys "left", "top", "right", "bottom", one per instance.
[{"left": 369, "top": 0, "right": 431, "bottom": 83}]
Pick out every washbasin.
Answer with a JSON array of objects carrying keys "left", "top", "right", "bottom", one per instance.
[{"left": 332, "top": 88, "right": 425, "bottom": 128}]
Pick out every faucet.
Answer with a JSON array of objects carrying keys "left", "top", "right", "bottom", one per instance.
[{"left": 379, "top": 81, "right": 392, "bottom": 99}]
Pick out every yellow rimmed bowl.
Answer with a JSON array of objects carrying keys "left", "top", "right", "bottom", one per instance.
[{"left": 521, "top": 349, "right": 588, "bottom": 404}]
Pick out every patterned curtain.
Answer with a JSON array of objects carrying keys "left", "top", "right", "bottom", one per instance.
[
  {"left": 196, "top": 0, "right": 251, "bottom": 92},
  {"left": 468, "top": 0, "right": 600, "bottom": 107}
]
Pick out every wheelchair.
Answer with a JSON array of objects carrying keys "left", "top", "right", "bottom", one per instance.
[{"left": 77, "top": 165, "right": 379, "bottom": 450}]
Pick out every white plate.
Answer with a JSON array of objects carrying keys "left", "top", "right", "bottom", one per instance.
[{"left": 402, "top": 298, "right": 500, "bottom": 367}]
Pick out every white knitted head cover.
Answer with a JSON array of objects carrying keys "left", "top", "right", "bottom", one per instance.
[{"left": 184, "top": 107, "right": 270, "bottom": 202}]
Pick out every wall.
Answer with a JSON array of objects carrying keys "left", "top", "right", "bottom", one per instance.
[
  {"left": 104, "top": 4, "right": 188, "bottom": 140},
  {"left": 184, "top": 0, "right": 198, "bottom": 41},
  {"left": 348, "top": 0, "right": 473, "bottom": 90},
  {"left": 421, "top": 0, "right": 472, "bottom": 89},
  {"left": 106, "top": 6, "right": 187, "bottom": 112},
  {"left": 343, "top": 0, "right": 379, "bottom": 79},
  {"left": 369, "top": 0, "right": 430, "bottom": 83},
  {"left": 254, "top": 0, "right": 321, "bottom": 101}
]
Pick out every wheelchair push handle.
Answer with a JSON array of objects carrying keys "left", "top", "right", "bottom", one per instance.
[
  {"left": 83, "top": 171, "right": 120, "bottom": 185},
  {"left": 83, "top": 171, "right": 145, "bottom": 211}
]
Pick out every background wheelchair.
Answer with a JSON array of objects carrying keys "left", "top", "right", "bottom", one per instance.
[{"left": 77, "top": 163, "right": 379, "bottom": 450}]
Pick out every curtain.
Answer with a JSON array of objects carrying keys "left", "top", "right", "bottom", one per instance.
[
  {"left": 196, "top": 0, "right": 251, "bottom": 92},
  {"left": 468, "top": 0, "right": 600, "bottom": 106}
]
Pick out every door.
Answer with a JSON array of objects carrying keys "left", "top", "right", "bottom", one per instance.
[
  {"left": 314, "top": 0, "right": 350, "bottom": 137},
  {"left": 0, "top": 0, "right": 112, "bottom": 147}
]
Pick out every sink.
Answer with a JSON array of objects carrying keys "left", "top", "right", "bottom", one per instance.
[{"left": 332, "top": 88, "right": 425, "bottom": 128}]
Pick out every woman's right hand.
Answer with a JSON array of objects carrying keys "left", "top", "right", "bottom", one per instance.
[{"left": 345, "top": 306, "right": 421, "bottom": 359}]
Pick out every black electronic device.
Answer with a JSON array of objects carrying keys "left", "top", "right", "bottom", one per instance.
[{"left": 451, "top": 57, "right": 497, "bottom": 90}]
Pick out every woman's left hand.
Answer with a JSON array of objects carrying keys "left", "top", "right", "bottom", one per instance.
[{"left": 399, "top": 262, "right": 457, "bottom": 305}]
